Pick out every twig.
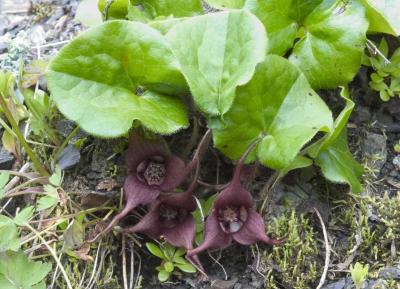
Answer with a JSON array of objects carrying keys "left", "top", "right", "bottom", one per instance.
[
  {"left": 183, "top": 116, "right": 199, "bottom": 158},
  {"left": 314, "top": 208, "right": 330, "bottom": 289},
  {"left": 134, "top": 250, "right": 142, "bottom": 289},
  {"left": 129, "top": 242, "right": 134, "bottom": 289},
  {"left": 25, "top": 223, "right": 73, "bottom": 289},
  {"left": 29, "top": 40, "right": 70, "bottom": 49},
  {"left": 0, "top": 163, "right": 30, "bottom": 214},
  {"left": 366, "top": 39, "right": 391, "bottom": 65},
  {"left": 259, "top": 171, "right": 280, "bottom": 214},
  {"left": 208, "top": 252, "right": 228, "bottom": 280},
  {"left": 85, "top": 240, "right": 102, "bottom": 289},
  {"left": 122, "top": 235, "right": 128, "bottom": 289}
]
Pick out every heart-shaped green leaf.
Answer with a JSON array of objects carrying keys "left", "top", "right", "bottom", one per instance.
[
  {"left": 289, "top": 0, "right": 368, "bottom": 88},
  {"left": 289, "top": 0, "right": 368, "bottom": 89},
  {"left": 246, "top": 0, "right": 368, "bottom": 88},
  {"left": 308, "top": 87, "right": 363, "bottom": 193},
  {"left": 315, "top": 129, "right": 364, "bottom": 193},
  {"left": 363, "top": 0, "right": 400, "bottom": 36},
  {"left": 210, "top": 55, "right": 333, "bottom": 170},
  {"left": 47, "top": 20, "right": 189, "bottom": 137},
  {"left": 166, "top": 10, "right": 267, "bottom": 115},
  {"left": 244, "top": 0, "right": 324, "bottom": 55}
]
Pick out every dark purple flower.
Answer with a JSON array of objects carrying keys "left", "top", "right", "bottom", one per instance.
[
  {"left": 122, "top": 160, "right": 206, "bottom": 275},
  {"left": 89, "top": 131, "right": 188, "bottom": 241},
  {"left": 187, "top": 142, "right": 283, "bottom": 258},
  {"left": 121, "top": 185, "right": 197, "bottom": 250},
  {"left": 90, "top": 130, "right": 211, "bottom": 242}
]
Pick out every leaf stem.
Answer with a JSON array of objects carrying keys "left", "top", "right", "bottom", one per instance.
[
  {"left": 0, "top": 92, "right": 49, "bottom": 176},
  {"left": 52, "top": 125, "right": 80, "bottom": 161}
]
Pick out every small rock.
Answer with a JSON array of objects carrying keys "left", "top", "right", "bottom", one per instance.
[
  {"left": 57, "top": 144, "right": 80, "bottom": 170},
  {"left": 322, "top": 278, "right": 347, "bottom": 289},
  {"left": 393, "top": 156, "right": 400, "bottom": 171},
  {"left": 378, "top": 266, "right": 400, "bottom": 280},
  {"left": 389, "top": 170, "right": 398, "bottom": 178},
  {"left": 0, "top": 148, "right": 15, "bottom": 170},
  {"left": 210, "top": 278, "right": 238, "bottom": 289},
  {"left": 364, "top": 279, "right": 387, "bottom": 289},
  {"left": 363, "top": 133, "right": 387, "bottom": 172},
  {"left": 353, "top": 106, "right": 372, "bottom": 123}
]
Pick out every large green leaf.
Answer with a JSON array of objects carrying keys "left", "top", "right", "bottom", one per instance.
[
  {"left": 203, "top": 0, "right": 245, "bottom": 9},
  {"left": 98, "top": 0, "right": 129, "bottom": 19},
  {"left": 0, "top": 216, "right": 20, "bottom": 253},
  {"left": 0, "top": 251, "right": 51, "bottom": 289},
  {"left": 246, "top": 0, "right": 368, "bottom": 87},
  {"left": 142, "top": 0, "right": 203, "bottom": 18},
  {"left": 362, "top": 0, "right": 400, "bottom": 36},
  {"left": 166, "top": 10, "right": 267, "bottom": 115},
  {"left": 289, "top": 0, "right": 368, "bottom": 89},
  {"left": 47, "top": 20, "right": 189, "bottom": 137},
  {"left": 210, "top": 55, "right": 333, "bottom": 170},
  {"left": 244, "top": 0, "right": 297, "bottom": 55},
  {"left": 315, "top": 129, "right": 363, "bottom": 193}
]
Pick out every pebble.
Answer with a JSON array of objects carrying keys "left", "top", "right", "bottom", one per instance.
[
  {"left": 363, "top": 133, "right": 387, "bottom": 172},
  {"left": 0, "top": 147, "right": 15, "bottom": 170},
  {"left": 392, "top": 156, "right": 400, "bottom": 171},
  {"left": 378, "top": 266, "right": 400, "bottom": 280}
]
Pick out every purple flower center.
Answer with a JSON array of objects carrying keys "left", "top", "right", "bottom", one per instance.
[
  {"left": 217, "top": 206, "right": 248, "bottom": 233},
  {"left": 137, "top": 156, "right": 166, "bottom": 186},
  {"left": 159, "top": 204, "right": 188, "bottom": 229}
]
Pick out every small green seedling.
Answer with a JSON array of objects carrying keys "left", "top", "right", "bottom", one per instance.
[
  {"left": 145, "top": 242, "right": 196, "bottom": 282},
  {"left": 394, "top": 143, "right": 400, "bottom": 153},
  {"left": 367, "top": 38, "right": 400, "bottom": 101},
  {"left": 192, "top": 194, "right": 216, "bottom": 244},
  {"left": 350, "top": 262, "right": 369, "bottom": 289},
  {"left": 37, "top": 166, "right": 62, "bottom": 211}
]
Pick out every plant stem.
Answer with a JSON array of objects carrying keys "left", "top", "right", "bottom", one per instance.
[
  {"left": 53, "top": 125, "right": 80, "bottom": 161},
  {"left": 0, "top": 92, "right": 49, "bottom": 176}
]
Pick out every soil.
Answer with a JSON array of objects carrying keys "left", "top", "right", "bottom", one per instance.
[{"left": 1, "top": 1, "right": 400, "bottom": 289}]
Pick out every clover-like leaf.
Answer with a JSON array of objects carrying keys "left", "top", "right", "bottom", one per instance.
[
  {"left": 47, "top": 20, "right": 189, "bottom": 137},
  {"left": 289, "top": 0, "right": 368, "bottom": 89},
  {"left": 14, "top": 206, "right": 34, "bottom": 226},
  {"left": 0, "top": 216, "right": 20, "bottom": 253},
  {"left": 0, "top": 251, "right": 51, "bottom": 289},
  {"left": 315, "top": 129, "right": 364, "bottom": 193},
  {"left": 210, "top": 55, "right": 333, "bottom": 170},
  {"left": 166, "top": 10, "right": 267, "bottom": 115},
  {"left": 363, "top": 0, "right": 400, "bottom": 36}
]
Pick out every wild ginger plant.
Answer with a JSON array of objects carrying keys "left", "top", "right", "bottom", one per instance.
[{"left": 44, "top": 0, "right": 400, "bottom": 281}]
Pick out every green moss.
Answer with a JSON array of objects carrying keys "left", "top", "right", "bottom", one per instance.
[
  {"left": 30, "top": 3, "right": 55, "bottom": 23},
  {"left": 263, "top": 211, "right": 320, "bottom": 289},
  {"left": 337, "top": 192, "right": 400, "bottom": 265}
]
